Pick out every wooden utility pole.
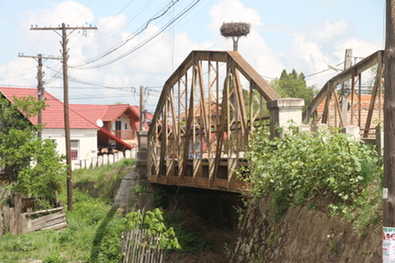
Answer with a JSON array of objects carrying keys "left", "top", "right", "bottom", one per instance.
[
  {"left": 18, "top": 54, "right": 61, "bottom": 138},
  {"left": 140, "top": 86, "right": 145, "bottom": 131},
  {"left": 341, "top": 49, "right": 352, "bottom": 125},
  {"left": 384, "top": 2, "right": 395, "bottom": 261},
  {"left": 31, "top": 23, "right": 97, "bottom": 211},
  {"left": 384, "top": 0, "right": 395, "bottom": 226}
]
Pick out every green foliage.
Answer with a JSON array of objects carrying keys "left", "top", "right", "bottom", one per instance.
[
  {"left": 73, "top": 158, "right": 134, "bottom": 202},
  {"left": 0, "top": 162, "right": 134, "bottom": 263},
  {"left": 152, "top": 186, "right": 167, "bottom": 209},
  {"left": 164, "top": 212, "right": 215, "bottom": 253},
  {"left": 270, "top": 69, "right": 316, "bottom": 107},
  {"left": 241, "top": 125, "right": 382, "bottom": 220},
  {"left": 43, "top": 254, "right": 67, "bottom": 263},
  {"left": 0, "top": 95, "right": 67, "bottom": 208},
  {"left": 124, "top": 208, "right": 182, "bottom": 250},
  {"left": 11, "top": 235, "right": 37, "bottom": 252}
]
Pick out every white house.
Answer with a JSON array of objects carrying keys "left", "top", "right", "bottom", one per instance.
[{"left": 0, "top": 87, "right": 133, "bottom": 169}]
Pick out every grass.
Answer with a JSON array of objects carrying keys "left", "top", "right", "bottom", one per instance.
[{"left": 0, "top": 158, "right": 134, "bottom": 263}]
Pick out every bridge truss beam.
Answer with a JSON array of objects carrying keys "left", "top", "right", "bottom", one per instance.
[{"left": 147, "top": 50, "right": 281, "bottom": 192}]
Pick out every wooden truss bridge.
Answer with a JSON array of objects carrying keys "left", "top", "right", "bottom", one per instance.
[{"left": 147, "top": 50, "right": 384, "bottom": 193}]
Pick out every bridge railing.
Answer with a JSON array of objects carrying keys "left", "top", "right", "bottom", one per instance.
[
  {"left": 303, "top": 50, "right": 384, "bottom": 139},
  {"left": 147, "top": 50, "right": 282, "bottom": 192}
]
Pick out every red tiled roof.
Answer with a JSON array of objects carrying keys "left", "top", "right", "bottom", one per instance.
[
  {"left": 72, "top": 103, "right": 153, "bottom": 131},
  {"left": 71, "top": 104, "right": 141, "bottom": 122},
  {"left": 0, "top": 87, "right": 97, "bottom": 129}
]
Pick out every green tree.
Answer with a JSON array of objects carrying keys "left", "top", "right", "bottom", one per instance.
[
  {"left": 270, "top": 69, "right": 316, "bottom": 107},
  {"left": 0, "top": 95, "right": 67, "bottom": 208}
]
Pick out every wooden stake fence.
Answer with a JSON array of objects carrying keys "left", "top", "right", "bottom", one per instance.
[{"left": 121, "top": 229, "right": 165, "bottom": 263}]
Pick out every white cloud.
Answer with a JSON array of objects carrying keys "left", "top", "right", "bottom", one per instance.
[
  {"left": 334, "top": 38, "right": 379, "bottom": 61},
  {"left": 313, "top": 20, "right": 348, "bottom": 42},
  {"left": 0, "top": 0, "right": 384, "bottom": 108},
  {"left": 208, "top": 0, "right": 263, "bottom": 33}
]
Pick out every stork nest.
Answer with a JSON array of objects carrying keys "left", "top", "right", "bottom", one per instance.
[{"left": 220, "top": 22, "right": 250, "bottom": 38}]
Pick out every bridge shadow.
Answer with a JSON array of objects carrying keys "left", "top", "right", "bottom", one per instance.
[{"left": 89, "top": 206, "right": 117, "bottom": 262}]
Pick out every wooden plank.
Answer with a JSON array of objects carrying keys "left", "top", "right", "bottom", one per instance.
[
  {"left": 9, "top": 207, "right": 15, "bottom": 235},
  {"left": 0, "top": 206, "right": 2, "bottom": 238},
  {"left": 156, "top": 176, "right": 167, "bottom": 184},
  {"left": 27, "top": 206, "right": 64, "bottom": 216},
  {"left": 21, "top": 213, "right": 27, "bottom": 234},
  {"left": 181, "top": 176, "right": 194, "bottom": 186},
  {"left": 27, "top": 213, "right": 67, "bottom": 232},
  {"left": 229, "top": 180, "right": 246, "bottom": 192},
  {"left": 41, "top": 221, "right": 68, "bottom": 231},
  {"left": 228, "top": 51, "right": 281, "bottom": 101},
  {"left": 168, "top": 176, "right": 179, "bottom": 184},
  {"left": 195, "top": 177, "right": 209, "bottom": 188},
  {"left": 364, "top": 52, "right": 383, "bottom": 137},
  {"left": 214, "top": 179, "right": 228, "bottom": 189},
  {"left": 28, "top": 212, "right": 66, "bottom": 229},
  {"left": 2, "top": 204, "right": 9, "bottom": 233}
]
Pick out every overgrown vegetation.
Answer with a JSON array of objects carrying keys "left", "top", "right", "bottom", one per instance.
[
  {"left": 0, "top": 159, "right": 129, "bottom": 262},
  {"left": 0, "top": 159, "right": 192, "bottom": 262},
  {"left": 0, "top": 187, "right": 124, "bottom": 262},
  {"left": 0, "top": 95, "right": 67, "bottom": 209},
  {"left": 73, "top": 158, "right": 135, "bottom": 201},
  {"left": 241, "top": 125, "right": 383, "bottom": 228}
]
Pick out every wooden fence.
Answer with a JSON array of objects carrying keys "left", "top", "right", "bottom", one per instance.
[
  {"left": 73, "top": 148, "right": 137, "bottom": 170},
  {"left": 0, "top": 193, "right": 67, "bottom": 238},
  {"left": 121, "top": 229, "right": 164, "bottom": 263}
]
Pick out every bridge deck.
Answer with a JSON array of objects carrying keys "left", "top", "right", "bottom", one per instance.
[{"left": 149, "top": 158, "right": 246, "bottom": 193}]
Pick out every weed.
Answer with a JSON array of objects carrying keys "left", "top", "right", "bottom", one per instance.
[
  {"left": 43, "top": 253, "right": 67, "bottom": 263},
  {"left": 241, "top": 125, "right": 383, "bottom": 229}
]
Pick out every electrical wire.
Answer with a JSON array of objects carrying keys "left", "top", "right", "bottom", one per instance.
[{"left": 70, "top": 0, "right": 182, "bottom": 68}]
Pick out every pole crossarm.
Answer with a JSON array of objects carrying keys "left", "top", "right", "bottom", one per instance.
[
  {"left": 30, "top": 26, "right": 97, "bottom": 31},
  {"left": 18, "top": 54, "right": 62, "bottom": 60},
  {"left": 147, "top": 50, "right": 280, "bottom": 192}
]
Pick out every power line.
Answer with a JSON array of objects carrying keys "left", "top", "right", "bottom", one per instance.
[
  {"left": 71, "top": 0, "right": 200, "bottom": 70},
  {"left": 70, "top": 0, "right": 181, "bottom": 68}
]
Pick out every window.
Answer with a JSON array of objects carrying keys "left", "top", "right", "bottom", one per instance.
[
  {"left": 115, "top": 121, "right": 122, "bottom": 130},
  {"left": 125, "top": 123, "right": 127, "bottom": 129},
  {"left": 70, "top": 140, "right": 79, "bottom": 160}
]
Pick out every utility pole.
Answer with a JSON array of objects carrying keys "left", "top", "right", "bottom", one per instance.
[
  {"left": 384, "top": 0, "right": 395, "bottom": 261},
  {"left": 18, "top": 54, "right": 61, "bottom": 138},
  {"left": 341, "top": 49, "right": 352, "bottom": 126},
  {"left": 140, "top": 86, "right": 145, "bottom": 131},
  {"left": 30, "top": 23, "right": 97, "bottom": 211}
]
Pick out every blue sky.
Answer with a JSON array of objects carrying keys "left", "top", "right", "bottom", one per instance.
[{"left": 0, "top": 0, "right": 385, "bottom": 112}]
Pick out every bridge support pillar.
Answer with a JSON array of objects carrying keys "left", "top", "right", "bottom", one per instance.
[
  {"left": 136, "top": 131, "right": 152, "bottom": 210},
  {"left": 267, "top": 98, "right": 304, "bottom": 138},
  {"left": 136, "top": 130, "right": 148, "bottom": 179}
]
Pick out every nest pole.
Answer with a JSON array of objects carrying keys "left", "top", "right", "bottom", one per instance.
[
  {"left": 233, "top": 37, "right": 239, "bottom": 51},
  {"left": 220, "top": 22, "right": 250, "bottom": 51}
]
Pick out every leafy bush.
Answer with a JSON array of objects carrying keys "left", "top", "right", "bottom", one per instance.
[
  {"left": 241, "top": 125, "right": 382, "bottom": 219},
  {"left": 124, "top": 208, "right": 181, "bottom": 250}
]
